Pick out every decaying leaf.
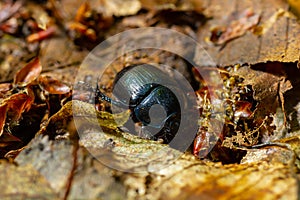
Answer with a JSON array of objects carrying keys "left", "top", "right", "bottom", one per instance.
[
  {"left": 253, "top": 8, "right": 289, "bottom": 36},
  {"left": 0, "top": 132, "right": 22, "bottom": 148},
  {"left": 208, "top": 8, "right": 260, "bottom": 45},
  {"left": 14, "top": 135, "right": 126, "bottom": 199},
  {"left": 148, "top": 160, "right": 297, "bottom": 200},
  {"left": 140, "top": 0, "right": 203, "bottom": 11},
  {"left": 39, "top": 100, "right": 130, "bottom": 138},
  {"left": 288, "top": 0, "right": 300, "bottom": 18},
  {"left": 4, "top": 93, "right": 33, "bottom": 122},
  {"left": 195, "top": 0, "right": 300, "bottom": 66},
  {"left": 15, "top": 136, "right": 75, "bottom": 198},
  {"left": 38, "top": 75, "right": 70, "bottom": 95},
  {"left": 13, "top": 57, "right": 42, "bottom": 87},
  {"left": 0, "top": 83, "right": 11, "bottom": 96},
  {"left": 0, "top": 0, "right": 299, "bottom": 199},
  {"left": 0, "top": 104, "right": 7, "bottom": 137},
  {"left": 102, "top": 0, "right": 141, "bottom": 16},
  {"left": 0, "top": 160, "right": 57, "bottom": 199}
]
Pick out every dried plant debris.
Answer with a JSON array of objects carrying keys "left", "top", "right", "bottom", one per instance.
[
  {"left": 0, "top": 0, "right": 299, "bottom": 199},
  {"left": 195, "top": 0, "right": 300, "bottom": 66},
  {"left": 0, "top": 57, "right": 71, "bottom": 158},
  {"left": 14, "top": 134, "right": 299, "bottom": 199},
  {"left": 208, "top": 8, "right": 260, "bottom": 45},
  {"left": 0, "top": 160, "right": 57, "bottom": 199}
]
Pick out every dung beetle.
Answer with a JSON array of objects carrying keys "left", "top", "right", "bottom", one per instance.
[{"left": 95, "top": 64, "right": 183, "bottom": 143}]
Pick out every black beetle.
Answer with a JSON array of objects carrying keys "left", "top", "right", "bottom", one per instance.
[{"left": 95, "top": 64, "right": 183, "bottom": 143}]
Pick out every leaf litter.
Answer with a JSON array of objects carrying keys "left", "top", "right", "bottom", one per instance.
[{"left": 0, "top": 0, "right": 299, "bottom": 199}]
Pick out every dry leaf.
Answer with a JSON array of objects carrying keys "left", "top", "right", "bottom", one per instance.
[
  {"left": 195, "top": 0, "right": 300, "bottom": 66},
  {"left": 102, "top": 0, "right": 141, "bottom": 16},
  {"left": 140, "top": 0, "right": 203, "bottom": 11},
  {"left": 5, "top": 93, "right": 33, "bottom": 121},
  {"left": 209, "top": 8, "right": 260, "bottom": 45},
  {"left": 13, "top": 57, "right": 42, "bottom": 86},
  {"left": 288, "top": 0, "right": 300, "bottom": 18},
  {"left": 0, "top": 104, "right": 7, "bottom": 137},
  {"left": 0, "top": 132, "right": 22, "bottom": 148},
  {"left": 15, "top": 136, "right": 74, "bottom": 198},
  {"left": 0, "top": 161, "right": 57, "bottom": 199},
  {"left": 39, "top": 100, "right": 130, "bottom": 138},
  {"left": 38, "top": 75, "right": 71, "bottom": 94}
]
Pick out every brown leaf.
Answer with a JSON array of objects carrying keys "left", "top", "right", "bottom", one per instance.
[
  {"left": 0, "top": 161, "right": 57, "bottom": 199},
  {"left": 0, "top": 104, "right": 7, "bottom": 137},
  {"left": 16, "top": 136, "right": 74, "bottom": 197},
  {"left": 38, "top": 75, "right": 71, "bottom": 94},
  {"left": 0, "top": 83, "right": 12, "bottom": 93},
  {"left": 195, "top": 0, "right": 300, "bottom": 66},
  {"left": 140, "top": 0, "right": 203, "bottom": 11},
  {"left": 0, "top": 132, "right": 22, "bottom": 148},
  {"left": 13, "top": 57, "right": 42, "bottom": 86},
  {"left": 209, "top": 8, "right": 260, "bottom": 45},
  {"left": 5, "top": 93, "right": 33, "bottom": 121},
  {"left": 102, "top": 0, "right": 141, "bottom": 16},
  {"left": 288, "top": 0, "right": 300, "bottom": 18}
]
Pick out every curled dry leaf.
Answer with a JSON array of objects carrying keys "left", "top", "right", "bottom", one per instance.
[
  {"left": 38, "top": 75, "right": 70, "bottom": 95},
  {"left": 13, "top": 57, "right": 42, "bottom": 87},
  {"left": 5, "top": 93, "right": 33, "bottom": 121}
]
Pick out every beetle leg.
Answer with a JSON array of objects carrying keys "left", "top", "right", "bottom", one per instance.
[{"left": 95, "top": 84, "right": 129, "bottom": 109}]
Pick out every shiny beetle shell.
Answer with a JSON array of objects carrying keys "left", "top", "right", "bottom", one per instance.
[{"left": 100, "top": 64, "right": 183, "bottom": 143}]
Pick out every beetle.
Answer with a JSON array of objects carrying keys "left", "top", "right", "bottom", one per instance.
[{"left": 95, "top": 64, "right": 183, "bottom": 143}]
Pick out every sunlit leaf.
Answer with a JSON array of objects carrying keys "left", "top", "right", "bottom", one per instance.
[
  {"left": 0, "top": 83, "right": 12, "bottom": 93},
  {"left": 13, "top": 57, "right": 42, "bottom": 86},
  {"left": 5, "top": 93, "right": 33, "bottom": 121}
]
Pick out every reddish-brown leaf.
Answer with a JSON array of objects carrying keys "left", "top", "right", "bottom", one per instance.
[
  {"left": 5, "top": 93, "right": 33, "bottom": 121},
  {"left": 0, "top": 83, "right": 12, "bottom": 93},
  {"left": 38, "top": 75, "right": 71, "bottom": 94},
  {"left": 234, "top": 101, "right": 253, "bottom": 118},
  {"left": 0, "top": 83, "right": 12, "bottom": 98},
  {"left": 14, "top": 57, "right": 42, "bottom": 86},
  {"left": 0, "top": 104, "right": 8, "bottom": 137},
  {"left": 0, "top": 132, "right": 21, "bottom": 148}
]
